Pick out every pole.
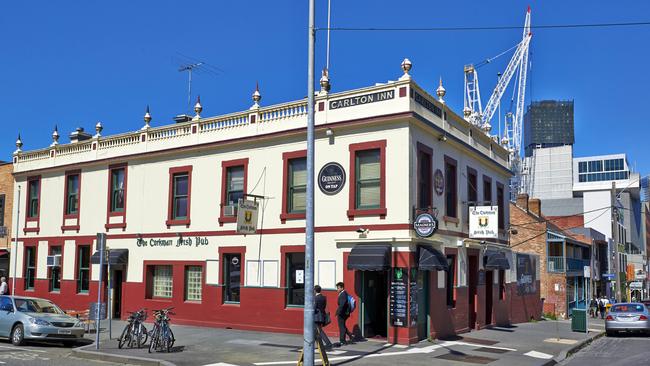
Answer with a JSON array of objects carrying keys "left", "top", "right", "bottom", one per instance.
[
  {"left": 326, "top": 0, "right": 331, "bottom": 70},
  {"left": 108, "top": 249, "right": 112, "bottom": 340},
  {"left": 612, "top": 182, "right": 622, "bottom": 303},
  {"left": 303, "top": 0, "right": 316, "bottom": 364},
  {"left": 11, "top": 186, "right": 20, "bottom": 295},
  {"left": 188, "top": 68, "right": 193, "bottom": 114},
  {"left": 95, "top": 233, "right": 106, "bottom": 350}
]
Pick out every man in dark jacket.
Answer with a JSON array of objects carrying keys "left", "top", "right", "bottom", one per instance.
[
  {"left": 335, "top": 282, "right": 353, "bottom": 345},
  {"left": 314, "top": 285, "right": 332, "bottom": 349}
]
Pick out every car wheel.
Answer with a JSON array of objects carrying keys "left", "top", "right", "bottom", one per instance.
[
  {"left": 11, "top": 324, "right": 25, "bottom": 346},
  {"left": 606, "top": 330, "right": 616, "bottom": 337}
]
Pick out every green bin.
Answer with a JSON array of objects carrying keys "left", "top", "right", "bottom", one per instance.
[{"left": 571, "top": 309, "right": 587, "bottom": 333}]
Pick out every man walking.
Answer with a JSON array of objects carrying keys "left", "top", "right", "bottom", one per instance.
[
  {"left": 0, "top": 277, "right": 7, "bottom": 295},
  {"left": 598, "top": 297, "right": 606, "bottom": 319},
  {"left": 335, "top": 282, "right": 353, "bottom": 346},
  {"left": 314, "top": 285, "right": 332, "bottom": 349}
]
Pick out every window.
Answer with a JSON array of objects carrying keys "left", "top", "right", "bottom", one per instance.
[
  {"left": 223, "top": 253, "right": 241, "bottom": 303},
  {"left": 446, "top": 254, "right": 456, "bottom": 307},
  {"left": 347, "top": 140, "right": 386, "bottom": 219},
  {"left": 444, "top": 156, "right": 457, "bottom": 218},
  {"left": 496, "top": 183, "right": 505, "bottom": 229},
  {"left": 65, "top": 173, "right": 80, "bottom": 215},
  {"left": 287, "top": 158, "right": 306, "bottom": 213},
  {"left": 417, "top": 144, "right": 432, "bottom": 209},
  {"left": 152, "top": 266, "right": 173, "bottom": 298},
  {"left": 356, "top": 150, "right": 381, "bottom": 209},
  {"left": 286, "top": 253, "right": 305, "bottom": 306},
  {"left": 24, "top": 246, "right": 36, "bottom": 290},
  {"left": 185, "top": 266, "right": 202, "bottom": 302},
  {"left": 483, "top": 176, "right": 492, "bottom": 205},
  {"left": 220, "top": 159, "right": 248, "bottom": 224},
  {"left": 467, "top": 168, "right": 477, "bottom": 204},
  {"left": 49, "top": 246, "right": 62, "bottom": 292},
  {"left": 110, "top": 168, "right": 125, "bottom": 213},
  {"left": 27, "top": 178, "right": 40, "bottom": 218},
  {"left": 0, "top": 194, "right": 5, "bottom": 227},
  {"left": 227, "top": 167, "right": 244, "bottom": 206},
  {"left": 578, "top": 161, "right": 587, "bottom": 173},
  {"left": 498, "top": 270, "right": 505, "bottom": 300},
  {"left": 172, "top": 174, "right": 189, "bottom": 219},
  {"left": 77, "top": 246, "right": 90, "bottom": 293}
]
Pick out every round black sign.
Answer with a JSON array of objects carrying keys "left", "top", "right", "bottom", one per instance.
[
  {"left": 413, "top": 213, "right": 438, "bottom": 237},
  {"left": 318, "top": 162, "right": 346, "bottom": 195}
]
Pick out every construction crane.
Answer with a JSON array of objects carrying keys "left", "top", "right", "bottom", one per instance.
[{"left": 463, "top": 7, "right": 532, "bottom": 198}]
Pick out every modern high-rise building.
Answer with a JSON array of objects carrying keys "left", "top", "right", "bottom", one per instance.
[
  {"left": 641, "top": 176, "right": 649, "bottom": 202},
  {"left": 523, "top": 100, "right": 574, "bottom": 157}
]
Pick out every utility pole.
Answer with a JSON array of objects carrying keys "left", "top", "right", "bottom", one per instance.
[
  {"left": 302, "top": 0, "right": 316, "bottom": 365},
  {"left": 612, "top": 182, "right": 622, "bottom": 303}
]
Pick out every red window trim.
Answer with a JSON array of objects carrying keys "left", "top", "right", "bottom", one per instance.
[
  {"left": 105, "top": 163, "right": 128, "bottom": 231},
  {"left": 219, "top": 158, "right": 249, "bottom": 226},
  {"left": 483, "top": 174, "right": 492, "bottom": 205},
  {"left": 24, "top": 175, "right": 41, "bottom": 234},
  {"left": 74, "top": 242, "right": 92, "bottom": 294},
  {"left": 280, "top": 245, "right": 306, "bottom": 288},
  {"left": 62, "top": 170, "right": 81, "bottom": 233},
  {"left": 183, "top": 262, "right": 206, "bottom": 303},
  {"left": 280, "top": 150, "right": 307, "bottom": 223},
  {"left": 219, "top": 246, "right": 246, "bottom": 304},
  {"left": 347, "top": 140, "right": 387, "bottom": 220},
  {"left": 444, "top": 155, "right": 458, "bottom": 220},
  {"left": 496, "top": 182, "right": 505, "bottom": 230},
  {"left": 22, "top": 242, "right": 38, "bottom": 291},
  {"left": 166, "top": 165, "right": 193, "bottom": 228},
  {"left": 416, "top": 142, "right": 433, "bottom": 210},
  {"left": 47, "top": 242, "right": 64, "bottom": 292}
]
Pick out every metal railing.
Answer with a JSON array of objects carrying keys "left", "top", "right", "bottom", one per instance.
[{"left": 547, "top": 256, "right": 565, "bottom": 272}]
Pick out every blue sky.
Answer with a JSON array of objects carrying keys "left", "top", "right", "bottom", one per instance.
[{"left": 1, "top": 1, "right": 648, "bottom": 175}]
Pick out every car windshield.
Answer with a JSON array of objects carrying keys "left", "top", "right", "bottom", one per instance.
[
  {"left": 610, "top": 304, "right": 645, "bottom": 313},
  {"left": 14, "top": 298, "right": 64, "bottom": 314}
]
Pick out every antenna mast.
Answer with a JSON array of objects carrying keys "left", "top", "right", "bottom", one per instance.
[{"left": 179, "top": 62, "right": 203, "bottom": 113}]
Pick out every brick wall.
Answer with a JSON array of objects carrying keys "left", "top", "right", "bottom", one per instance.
[{"left": 0, "top": 163, "right": 13, "bottom": 250}]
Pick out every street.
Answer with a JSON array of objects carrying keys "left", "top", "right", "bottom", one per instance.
[
  {"left": 0, "top": 340, "right": 124, "bottom": 366},
  {"left": 562, "top": 334, "right": 650, "bottom": 366}
]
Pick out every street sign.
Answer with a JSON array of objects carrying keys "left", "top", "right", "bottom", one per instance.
[
  {"left": 602, "top": 273, "right": 615, "bottom": 280},
  {"left": 630, "top": 281, "right": 643, "bottom": 289},
  {"left": 583, "top": 266, "right": 590, "bottom": 278}
]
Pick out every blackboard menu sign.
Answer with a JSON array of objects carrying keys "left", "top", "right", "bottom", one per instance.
[
  {"left": 390, "top": 267, "right": 408, "bottom": 327},
  {"left": 409, "top": 268, "right": 418, "bottom": 327}
]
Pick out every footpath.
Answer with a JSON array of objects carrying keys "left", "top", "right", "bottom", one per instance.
[{"left": 72, "top": 316, "right": 606, "bottom": 366}]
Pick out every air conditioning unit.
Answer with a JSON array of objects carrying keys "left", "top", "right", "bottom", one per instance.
[
  {"left": 46, "top": 255, "right": 62, "bottom": 267},
  {"left": 223, "top": 205, "right": 237, "bottom": 217}
]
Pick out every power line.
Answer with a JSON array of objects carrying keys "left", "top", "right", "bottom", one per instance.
[
  {"left": 510, "top": 205, "right": 612, "bottom": 229},
  {"left": 317, "top": 21, "right": 650, "bottom": 32}
]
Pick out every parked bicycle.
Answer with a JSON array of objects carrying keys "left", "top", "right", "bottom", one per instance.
[
  {"left": 118, "top": 309, "right": 148, "bottom": 349},
  {"left": 148, "top": 307, "right": 175, "bottom": 353}
]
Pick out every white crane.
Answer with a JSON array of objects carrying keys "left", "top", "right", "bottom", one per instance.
[{"left": 463, "top": 7, "right": 532, "bottom": 197}]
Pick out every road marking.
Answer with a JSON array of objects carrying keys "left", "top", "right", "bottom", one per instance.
[
  {"left": 202, "top": 363, "right": 240, "bottom": 366},
  {"left": 524, "top": 350, "right": 554, "bottom": 359},
  {"left": 0, "top": 345, "right": 47, "bottom": 353},
  {"left": 543, "top": 338, "right": 578, "bottom": 345}
]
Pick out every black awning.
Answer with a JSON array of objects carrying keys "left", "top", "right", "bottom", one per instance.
[
  {"left": 347, "top": 245, "right": 391, "bottom": 271},
  {"left": 91, "top": 249, "right": 129, "bottom": 265},
  {"left": 418, "top": 245, "right": 448, "bottom": 271},
  {"left": 484, "top": 249, "right": 510, "bottom": 270}
]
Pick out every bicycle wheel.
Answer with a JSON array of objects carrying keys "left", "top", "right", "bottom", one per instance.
[
  {"left": 167, "top": 327, "right": 175, "bottom": 349},
  {"left": 118, "top": 324, "right": 131, "bottom": 349},
  {"left": 148, "top": 325, "right": 159, "bottom": 353},
  {"left": 138, "top": 323, "right": 149, "bottom": 347}
]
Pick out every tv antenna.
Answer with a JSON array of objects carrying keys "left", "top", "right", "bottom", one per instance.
[
  {"left": 179, "top": 62, "right": 203, "bottom": 114},
  {"left": 175, "top": 53, "right": 223, "bottom": 114}
]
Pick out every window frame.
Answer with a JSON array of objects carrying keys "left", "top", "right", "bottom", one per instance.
[
  {"left": 281, "top": 245, "right": 306, "bottom": 308},
  {"left": 23, "top": 245, "right": 37, "bottom": 291},
  {"left": 48, "top": 244, "right": 63, "bottom": 293},
  {"left": 443, "top": 155, "right": 458, "bottom": 221},
  {"left": 76, "top": 245, "right": 91, "bottom": 294},
  {"left": 24, "top": 176, "right": 41, "bottom": 234},
  {"left": 347, "top": 140, "right": 387, "bottom": 220},
  {"left": 219, "top": 158, "right": 249, "bottom": 225},
  {"left": 483, "top": 175, "right": 492, "bottom": 205},
  {"left": 105, "top": 163, "right": 128, "bottom": 230},
  {"left": 0, "top": 194, "right": 5, "bottom": 227},
  {"left": 62, "top": 170, "right": 81, "bottom": 232},
  {"left": 150, "top": 265, "right": 174, "bottom": 299},
  {"left": 166, "top": 166, "right": 193, "bottom": 227},
  {"left": 184, "top": 265, "right": 203, "bottom": 302},
  {"left": 496, "top": 182, "right": 505, "bottom": 230},
  {"left": 417, "top": 143, "right": 433, "bottom": 210},
  {"left": 223, "top": 253, "right": 242, "bottom": 304},
  {"left": 445, "top": 253, "right": 457, "bottom": 308},
  {"left": 280, "top": 150, "right": 307, "bottom": 223}
]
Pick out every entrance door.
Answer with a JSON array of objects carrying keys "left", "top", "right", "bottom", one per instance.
[
  {"left": 485, "top": 270, "right": 493, "bottom": 325},
  {"left": 361, "top": 271, "right": 388, "bottom": 338},
  {"left": 468, "top": 256, "right": 478, "bottom": 329},
  {"left": 416, "top": 270, "right": 430, "bottom": 340},
  {"left": 113, "top": 270, "right": 124, "bottom": 318}
]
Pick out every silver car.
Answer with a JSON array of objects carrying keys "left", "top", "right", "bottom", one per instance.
[
  {"left": 0, "top": 296, "right": 85, "bottom": 346},
  {"left": 605, "top": 302, "right": 650, "bottom": 336}
]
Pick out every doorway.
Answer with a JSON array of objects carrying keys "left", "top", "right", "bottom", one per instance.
[
  {"left": 112, "top": 270, "right": 124, "bottom": 319},
  {"left": 485, "top": 270, "right": 493, "bottom": 326},
  {"left": 360, "top": 271, "right": 388, "bottom": 339},
  {"left": 416, "top": 270, "right": 430, "bottom": 340},
  {"left": 468, "top": 256, "right": 478, "bottom": 329}
]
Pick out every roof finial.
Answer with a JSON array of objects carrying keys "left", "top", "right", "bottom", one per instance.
[
  {"left": 14, "top": 133, "right": 23, "bottom": 154},
  {"left": 251, "top": 82, "right": 261, "bottom": 109},
  {"left": 319, "top": 68, "right": 331, "bottom": 94},
  {"left": 51, "top": 125, "right": 60, "bottom": 147},
  {"left": 399, "top": 58, "right": 412, "bottom": 80},
  {"left": 482, "top": 121, "right": 492, "bottom": 134},
  {"left": 95, "top": 121, "right": 103, "bottom": 137},
  {"left": 193, "top": 95, "right": 202, "bottom": 121},
  {"left": 436, "top": 76, "right": 446, "bottom": 103},
  {"left": 142, "top": 105, "right": 152, "bottom": 130}
]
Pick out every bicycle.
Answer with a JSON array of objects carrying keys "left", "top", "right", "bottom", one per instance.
[
  {"left": 148, "top": 307, "right": 175, "bottom": 353},
  {"left": 118, "top": 309, "right": 148, "bottom": 349}
]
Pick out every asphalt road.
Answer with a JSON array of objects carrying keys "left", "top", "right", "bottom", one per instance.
[
  {"left": 561, "top": 333, "right": 650, "bottom": 366},
  {"left": 0, "top": 339, "right": 127, "bottom": 366}
]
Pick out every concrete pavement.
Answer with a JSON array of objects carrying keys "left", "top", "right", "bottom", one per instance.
[
  {"left": 560, "top": 332, "right": 650, "bottom": 366},
  {"left": 71, "top": 316, "right": 606, "bottom": 366}
]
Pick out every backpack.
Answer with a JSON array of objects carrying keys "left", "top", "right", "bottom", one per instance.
[{"left": 347, "top": 295, "right": 356, "bottom": 313}]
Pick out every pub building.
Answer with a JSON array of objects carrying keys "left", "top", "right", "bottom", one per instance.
[{"left": 10, "top": 60, "right": 541, "bottom": 345}]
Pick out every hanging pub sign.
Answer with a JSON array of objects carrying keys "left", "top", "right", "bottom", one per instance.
[
  {"left": 318, "top": 162, "right": 346, "bottom": 195},
  {"left": 434, "top": 169, "right": 444, "bottom": 196},
  {"left": 469, "top": 206, "right": 499, "bottom": 239},
  {"left": 413, "top": 213, "right": 438, "bottom": 237},
  {"left": 236, "top": 199, "right": 259, "bottom": 235}
]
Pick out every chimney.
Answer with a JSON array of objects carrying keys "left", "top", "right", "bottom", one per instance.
[
  {"left": 529, "top": 198, "right": 542, "bottom": 217},
  {"left": 173, "top": 114, "right": 192, "bottom": 123},
  {"left": 69, "top": 127, "right": 92, "bottom": 143},
  {"left": 516, "top": 193, "right": 529, "bottom": 211}
]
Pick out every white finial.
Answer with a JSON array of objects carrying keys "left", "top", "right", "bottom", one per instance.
[
  {"left": 501, "top": 135, "right": 509, "bottom": 145},
  {"left": 193, "top": 95, "right": 202, "bottom": 121},
  {"left": 14, "top": 134, "right": 23, "bottom": 154},
  {"left": 51, "top": 125, "right": 59, "bottom": 147},
  {"left": 251, "top": 83, "right": 261, "bottom": 109},
  {"left": 481, "top": 122, "right": 492, "bottom": 134},
  {"left": 319, "top": 68, "right": 331, "bottom": 94},
  {"left": 95, "top": 121, "right": 103, "bottom": 137},
  {"left": 399, "top": 58, "right": 412, "bottom": 80},
  {"left": 436, "top": 76, "right": 446, "bottom": 103},
  {"left": 142, "top": 105, "right": 152, "bottom": 130}
]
